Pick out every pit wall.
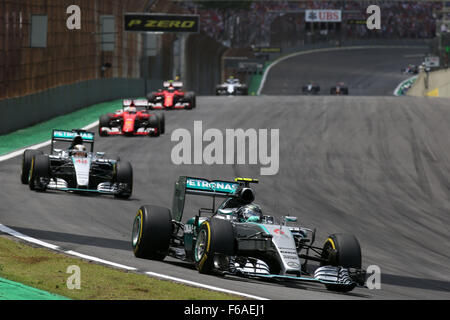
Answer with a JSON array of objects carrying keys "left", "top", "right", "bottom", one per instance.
[{"left": 407, "top": 68, "right": 450, "bottom": 98}]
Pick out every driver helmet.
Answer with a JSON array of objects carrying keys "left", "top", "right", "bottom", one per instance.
[
  {"left": 237, "top": 204, "right": 263, "bottom": 223},
  {"left": 168, "top": 86, "right": 175, "bottom": 93},
  {"left": 72, "top": 144, "right": 87, "bottom": 157}
]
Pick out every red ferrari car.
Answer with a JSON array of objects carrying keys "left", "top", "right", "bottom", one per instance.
[
  {"left": 98, "top": 100, "right": 165, "bottom": 137},
  {"left": 147, "top": 81, "right": 196, "bottom": 110}
]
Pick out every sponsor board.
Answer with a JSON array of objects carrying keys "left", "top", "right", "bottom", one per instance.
[
  {"left": 53, "top": 130, "right": 94, "bottom": 141},
  {"left": 186, "top": 178, "right": 238, "bottom": 194},
  {"left": 124, "top": 13, "right": 199, "bottom": 33},
  {"left": 424, "top": 56, "right": 440, "bottom": 68},
  {"left": 305, "top": 10, "right": 342, "bottom": 22}
]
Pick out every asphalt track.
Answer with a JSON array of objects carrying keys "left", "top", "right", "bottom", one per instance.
[
  {"left": 261, "top": 47, "right": 428, "bottom": 96},
  {"left": 1, "top": 47, "right": 450, "bottom": 299}
]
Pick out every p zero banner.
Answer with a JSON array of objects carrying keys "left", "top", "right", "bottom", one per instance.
[
  {"left": 124, "top": 13, "right": 199, "bottom": 33},
  {"left": 252, "top": 47, "right": 282, "bottom": 53},
  {"left": 305, "top": 10, "right": 342, "bottom": 22}
]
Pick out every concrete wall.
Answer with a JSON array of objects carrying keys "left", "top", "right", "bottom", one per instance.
[
  {"left": 0, "top": 78, "right": 145, "bottom": 135},
  {"left": 407, "top": 68, "right": 450, "bottom": 98},
  {"left": 184, "top": 34, "right": 227, "bottom": 95}
]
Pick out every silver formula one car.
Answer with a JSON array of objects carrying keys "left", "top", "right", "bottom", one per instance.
[
  {"left": 21, "top": 129, "right": 133, "bottom": 199},
  {"left": 132, "top": 176, "right": 366, "bottom": 292},
  {"left": 216, "top": 77, "right": 248, "bottom": 96}
]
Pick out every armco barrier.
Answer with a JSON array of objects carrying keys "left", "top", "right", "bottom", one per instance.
[{"left": 0, "top": 78, "right": 145, "bottom": 135}]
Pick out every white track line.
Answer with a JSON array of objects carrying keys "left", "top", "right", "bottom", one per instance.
[
  {"left": 257, "top": 45, "right": 428, "bottom": 95},
  {"left": 0, "top": 222, "right": 266, "bottom": 299},
  {"left": 64, "top": 250, "right": 138, "bottom": 271},
  {"left": 145, "top": 272, "right": 267, "bottom": 300},
  {"left": 0, "top": 224, "right": 61, "bottom": 251},
  {"left": 0, "top": 119, "right": 268, "bottom": 300}
]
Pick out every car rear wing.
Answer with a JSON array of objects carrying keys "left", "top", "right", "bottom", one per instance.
[
  {"left": 51, "top": 129, "right": 95, "bottom": 152},
  {"left": 172, "top": 176, "right": 240, "bottom": 222},
  {"left": 122, "top": 99, "right": 149, "bottom": 107},
  {"left": 163, "top": 81, "right": 183, "bottom": 88},
  {"left": 171, "top": 176, "right": 259, "bottom": 222}
]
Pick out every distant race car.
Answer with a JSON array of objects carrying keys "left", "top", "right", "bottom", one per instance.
[
  {"left": 401, "top": 64, "right": 419, "bottom": 74},
  {"left": 330, "top": 82, "right": 349, "bottom": 95},
  {"left": 21, "top": 129, "right": 133, "bottom": 199},
  {"left": 98, "top": 100, "right": 165, "bottom": 137},
  {"left": 216, "top": 77, "right": 248, "bottom": 96},
  {"left": 147, "top": 81, "right": 196, "bottom": 110},
  {"left": 131, "top": 176, "right": 367, "bottom": 293},
  {"left": 302, "top": 83, "right": 320, "bottom": 95}
]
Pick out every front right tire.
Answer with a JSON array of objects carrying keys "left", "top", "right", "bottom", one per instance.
[
  {"left": 21, "top": 149, "right": 43, "bottom": 184},
  {"left": 29, "top": 154, "right": 50, "bottom": 191},
  {"left": 114, "top": 161, "right": 133, "bottom": 199}
]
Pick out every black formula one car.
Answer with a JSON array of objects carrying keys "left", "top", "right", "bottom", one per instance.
[
  {"left": 131, "top": 176, "right": 366, "bottom": 292},
  {"left": 302, "top": 83, "right": 320, "bottom": 95},
  {"left": 21, "top": 129, "right": 132, "bottom": 199},
  {"left": 330, "top": 82, "right": 349, "bottom": 95}
]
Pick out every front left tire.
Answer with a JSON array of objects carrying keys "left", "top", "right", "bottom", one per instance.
[
  {"left": 321, "top": 233, "right": 362, "bottom": 292},
  {"left": 132, "top": 205, "right": 172, "bottom": 260}
]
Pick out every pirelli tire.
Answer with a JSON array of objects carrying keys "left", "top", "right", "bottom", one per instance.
[
  {"left": 114, "top": 161, "right": 133, "bottom": 199},
  {"left": 321, "top": 233, "right": 362, "bottom": 292},
  {"left": 184, "top": 92, "right": 196, "bottom": 109},
  {"left": 132, "top": 205, "right": 172, "bottom": 260},
  {"left": 156, "top": 113, "right": 165, "bottom": 134},
  {"left": 99, "top": 114, "right": 111, "bottom": 136},
  {"left": 194, "top": 218, "right": 235, "bottom": 274},
  {"left": 148, "top": 115, "right": 160, "bottom": 137},
  {"left": 29, "top": 154, "right": 50, "bottom": 191},
  {"left": 146, "top": 92, "right": 156, "bottom": 102},
  {"left": 21, "top": 149, "right": 43, "bottom": 184}
]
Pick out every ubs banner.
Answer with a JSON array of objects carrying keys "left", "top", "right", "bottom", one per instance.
[
  {"left": 124, "top": 13, "right": 199, "bottom": 33},
  {"left": 305, "top": 10, "right": 342, "bottom": 23}
]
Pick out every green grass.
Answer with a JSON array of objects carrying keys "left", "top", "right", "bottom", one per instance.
[
  {"left": 0, "top": 235, "right": 243, "bottom": 300},
  {"left": 0, "top": 99, "right": 124, "bottom": 156}
]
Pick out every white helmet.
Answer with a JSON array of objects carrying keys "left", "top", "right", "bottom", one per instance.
[{"left": 73, "top": 144, "right": 87, "bottom": 157}]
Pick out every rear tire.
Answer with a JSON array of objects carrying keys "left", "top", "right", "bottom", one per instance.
[
  {"left": 321, "top": 233, "right": 362, "bottom": 292},
  {"left": 194, "top": 218, "right": 235, "bottom": 274},
  {"left": 21, "top": 149, "right": 43, "bottom": 184},
  {"left": 132, "top": 205, "right": 172, "bottom": 260},
  {"left": 114, "top": 161, "right": 133, "bottom": 199}
]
